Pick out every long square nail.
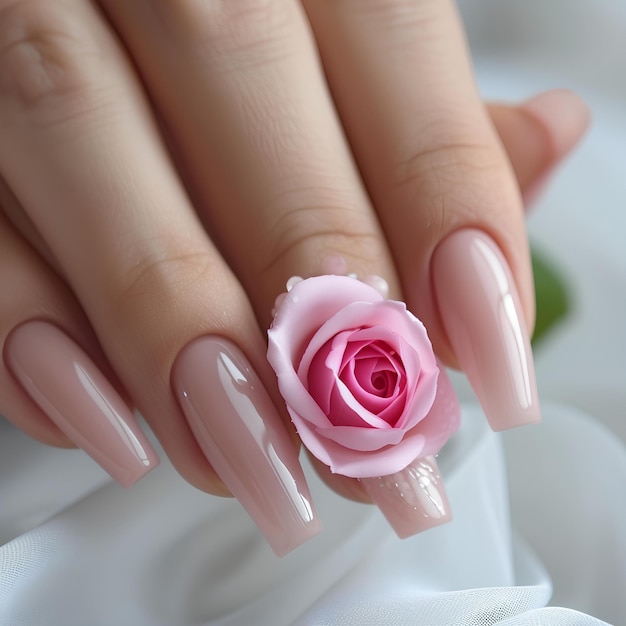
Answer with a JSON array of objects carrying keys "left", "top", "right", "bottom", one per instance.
[
  {"left": 4, "top": 321, "right": 159, "bottom": 487},
  {"left": 432, "top": 229, "right": 541, "bottom": 430},
  {"left": 172, "top": 336, "right": 321, "bottom": 556}
]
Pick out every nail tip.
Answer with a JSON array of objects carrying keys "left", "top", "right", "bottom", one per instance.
[
  {"left": 433, "top": 228, "right": 542, "bottom": 439},
  {"left": 117, "top": 456, "right": 161, "bottom": 488},
  {"left": 362, "top": 457, "right": 451, "bottom": 540},
  {"left": 393, "top": 511, "right": 452, "bottom": 540},
  {"left": 486, "top": 405, "right": 542, "bottom": 432},
  {"left": 269, "top": 519, "right": 324, "bottom": 558},
  {"left": 6, "top": 320, "right": 163, "bottom": 488}
]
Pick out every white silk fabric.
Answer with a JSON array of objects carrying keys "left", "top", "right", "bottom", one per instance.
[
  {"left": 1, "top": 0, "right": 626, "bottom": 623},
  {"left": 1, "top": 403, "right": 624, "bottom": 625}
]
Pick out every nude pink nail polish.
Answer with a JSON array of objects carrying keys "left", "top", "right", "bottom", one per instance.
[
  {"left": 361, "top": 456, "right": 451, "bottom": 538},
  {"left": 172, "top": 336, "right": 321, "bottom": 557},
  {"left": 4, "top": 321, "right": 159, "bottom": 487},
  {"left": 432, "top": 229, "right": 541, "bottom": 431}
]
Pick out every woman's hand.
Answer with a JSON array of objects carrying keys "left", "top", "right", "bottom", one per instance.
[{"left": 0, "top": 0, "right": 588, "bottom": 555}]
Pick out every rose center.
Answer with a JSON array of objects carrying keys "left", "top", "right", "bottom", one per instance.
[
  {"left": 372, "top": 373, "right": 387, "bottom": 390},
  {"left": 368, "top": 370, "right": 397, "bottom": 397},
  {"left": 351, "top": 354, "right": 399, "bottom": 399}
]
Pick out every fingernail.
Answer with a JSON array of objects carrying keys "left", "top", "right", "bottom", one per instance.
[
  {"left": 432, "top": 229, "right": 541, "bottom": 431},
  {"left": 4, "top": 320, "right": 159, "bottom": 487},
  {"left": 172, "top": 336, "right": 321, "bottom": 556},
  {"left": 360, "top": 456, "right": 451, "bottom": 538}
]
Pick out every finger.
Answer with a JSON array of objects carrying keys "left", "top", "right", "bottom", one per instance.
[
  {"left": 0, "top": 211, "right": 160, "bottom": 487},
  {"left": 311, "top": 96, "right": 589, "bottom": 508},
  {"left": 0, "top": 88, "right": 589, "bottom": 292},
  {"left": 0, "top": 176, "right": 58, "bottom": 273},
  {"left": 0, "top": 208, "right": 73, "bottom": 447},
  {"left": 0, "top": 177, "right": 138, "bottom": 428},
  {"left": 489, "top": 90, "right": 591, "bottom": 209},
  {"left": 0, "top": 0, "right": 320, "bottom": 554},
  {"left": 303, "top": 0, "right": 542, "bottom": 431},
  {"left": 98, "top": 0, "right": 400, "bottom": 322},
  {"left": 100, "top": 0, "right": 453, "bottom": 535}
]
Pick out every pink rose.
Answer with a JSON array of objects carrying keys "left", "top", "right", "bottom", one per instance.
[{"left": 267, "top": 275, "right": 460, "bottom": 478}]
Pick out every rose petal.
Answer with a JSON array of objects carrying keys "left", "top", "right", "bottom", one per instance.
[
  {"left": 321, "top": 330, "right": 354, "bottom": 378},
  {"left": 305, "top": 303, "right": 435, "bottom": 386},
  {"left": 394, "top": 341, "right": 438, "bottom": 431},
  {"left": 297, "top": 302, "right": 408, "bottom": 387},
  {"left": 335, "top": 325, "right": 437, "bottom": 431},
  {"left": 306, "top": 335, "right": 346, "bottom": 416},
  {"left": 326, "top": 383, "right": 371, "bottom": 427},
  {"left": 266, "top": 275, "right": 457, "bottom": 480},
  {"left": 342, "top": 327, "right": 407, "bottom": 363},
  {"left": 351, "top": 357, "right": 384, "bottom": 395},
  {"left": 338, "top": 338, "right": 374, "bottom": 366},
  {"left": 341, "top": 358, "right": 407, "bottom": 425},
  {"left": 294, "top": 413, "right": 427, "bottom": 477},
  {"left": 304, "top": 330, "right": 410, "bottom": 430},
  {"left": 343, "top": 342, "right": 403, "bottom": 398},
  {"left": 377, "top": 391, "right": 409, "bottom": 426},
  {"left": 272, "top": 297, "right": 438, "bottom": 431},
  {"left": 349, "top": 341, "right": 403, "bottom": 393},
  {"left": 269, "top": 276, "right": 384, "bottom": 370},
  {"left": 317, "top": 421, "right": 407, "bottom": 451},
  {"left": 267, "top": 333, "right": 332, "bottom": 429},
  {"left": 342, "top": 359, "right": 399, "bottom": 410},
  {"left": 327, "top": 426, "right": 427, "bottom": 477},
  {"left": 295, "top": 377, "right": 458, "bottom": 477},
  {"left": 288, "top": 362, "right": 460, "bottom": 477},
  {"left": 296, "top": 303, "right": 436, "bottom": 430},
  {"left": 331, "top": 376, "right": 392, "bottom": 429},
  {"left": 340, "top": 360, "right": 382, "bottom": 408},
  {"left": 411, "top": 363, "right": 461, "bottom": 456}
]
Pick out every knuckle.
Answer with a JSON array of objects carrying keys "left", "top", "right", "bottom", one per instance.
[
  {"left": 110, "top": 241, "right": 217, "bottom": 324},
  {"left": 392, "top": 141, "right": 506, "bottom": 218},
  {"left": 262, "top": 203, "right": 379, "bottom": 276},
  {"left": 0, "top": 1, "right": 105, "bottom": 121}
]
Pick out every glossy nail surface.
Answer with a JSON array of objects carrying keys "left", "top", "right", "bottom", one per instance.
[
  {"left": 361, "top": 456, "right": 450, "bottom": 538},
  {"left": 172, "top": 336, "right": 321, "bottom": 556},
  {"left": 432, "top": 229, "right": 541, "bottom": 431},
  {"left": 4, "top": 321, "right": 159, "bottom": 486}
]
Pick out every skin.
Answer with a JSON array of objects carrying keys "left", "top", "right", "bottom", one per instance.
[{"left": 0, "top": 0, "right": 589, "bottom": 500}]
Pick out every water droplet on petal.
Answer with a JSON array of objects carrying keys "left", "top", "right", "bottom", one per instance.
[
  {"left": 364, "top": 274, "right": 390, "bottom": 298},
  {"left": 286, "top": 276, "right": 303, "bottom": 291}
]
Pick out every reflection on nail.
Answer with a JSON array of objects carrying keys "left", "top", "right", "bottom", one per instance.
[
  {"left": 432, "top": 228, "right": 541, "bottom": 431},
  {"left": 360, "top": 455, "right": 451, "bottom": 538},
  {"left": 172, "top": 336, "right": 321, "bottom": 557},
  {"left": 4, "top": 320, "right": 159, "bottom": 487}
]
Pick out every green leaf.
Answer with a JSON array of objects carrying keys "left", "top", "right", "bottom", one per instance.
[{"left": 531, "top": 247, "right": 571, "bottom": 346}]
